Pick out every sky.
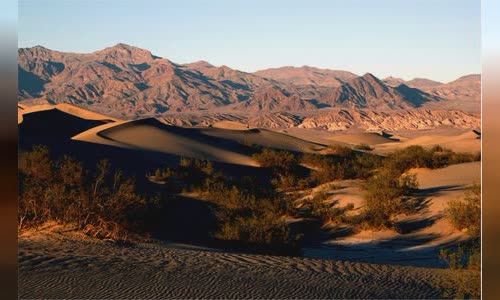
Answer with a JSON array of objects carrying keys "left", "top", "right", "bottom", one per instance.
[{"left": 18, "top": 0, "right": 480, "bottom": 82}]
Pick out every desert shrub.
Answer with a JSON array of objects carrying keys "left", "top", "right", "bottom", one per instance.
[
  {"left": 302, "top": 152, "right": 382, "bottom": 184},
  {"left": 155, "top": 158, "right": 301, "bottom": 255},
  {"left": 446, "top": 184, "right": 480, "bottom": 238},
  {"left": 385, "top": 145, "right": 479, "bottom": 174},
  {"left": 18, "top": 145, "right": 156, "bottom": 241},
  {"left": 215, "top": 212, "right": 302, "bottom": 255},
  {"left": 437, "top": 240, "right": 480, "bottom": 299},
  {"left": 252, "top": 148, "right": 306, "bottom": 191},
  {"left": 253, "top": 148, "right": 299, "bottom": 172},
  {"left": 435, "top": 184, "right": 480, "bottom": 298},
  {"left": 354, "top": 144, "right": 374, "bottom": 151},
  {"left": 385, "top": 145, "right": 432, "bottom": 173},
  {"left": 209, "top": 183, "right": 300, "bottom": 254},
  {"left": 359, "top": 168, "right": 419, "bottom": 229},
  {"left": 328, "top": 144, "right": 354, "bottom": 158},
  {"left": 307, "top": 190, "right": 349, "bottom": 224}
]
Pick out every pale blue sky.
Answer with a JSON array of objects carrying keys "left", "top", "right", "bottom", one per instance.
[{"left": 18, "top": 0, "right": 480, "bottom": 82}]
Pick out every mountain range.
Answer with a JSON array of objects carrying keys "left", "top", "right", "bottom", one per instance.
[{"left": 18, "top": 43, "right": 480, "bottom": 118}]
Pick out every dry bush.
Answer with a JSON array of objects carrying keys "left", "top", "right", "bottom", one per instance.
[
  {"left": 19, "top": 145, "right": 153, "bottom": 241},
  {"left": 252, "top": 148, "right": 299, "bottom": 172},
  {"left": 354, "top": 144, "right": 374, "bottom": 151},
  {"left": 358, "top": 168, "right": 419, "bottom": 229},
  {"left": 446, "top": 184, "right": 480, "bottom": 238},
  {"left": 215, "top": 212, "right": 302, "bottom": 255},
  {"left": 386, "top": 145, "right": 479, "bottom": 174},
  {"left": 435, "top": 185, "right": 481, "bottom": 299},
  {"left": 328, "top": 144, "right": 353, "bottom": 158}
]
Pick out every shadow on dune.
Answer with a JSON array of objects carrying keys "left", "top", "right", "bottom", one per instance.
[
  {"left": 395, "top": 215, "right": 441, "bottom": 234},
  {"left": 19, "top": 108, "right": 108, "bottom": 140},
  {"left": 417, "top": 184, "right": 464, "bottom": 196}
]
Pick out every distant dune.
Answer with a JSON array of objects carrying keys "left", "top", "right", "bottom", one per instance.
[
  {"left": 326, "top": 132, "right": 399, "bottom": 145},
  {"left": 374, "top": 130, "right": 480, "bottom": 154},
  {"left": 18, "top": 103, "right": 121, "bottom": 124}
]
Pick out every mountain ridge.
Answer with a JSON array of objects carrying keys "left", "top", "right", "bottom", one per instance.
[{"left": 18, "top": 44, "right": 480, "bottom": 117}]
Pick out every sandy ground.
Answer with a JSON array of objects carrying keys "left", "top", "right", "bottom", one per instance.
[
  {"left": 303, "top": 162, "right": 480, "bottom": 267},
  {"left": 18, "top": 228, "right": 466, "bottom": 299}
]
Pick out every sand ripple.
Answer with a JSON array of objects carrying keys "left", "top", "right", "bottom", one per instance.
[{"left": 18, "top": 233, "right": 463, "bottom": 299}]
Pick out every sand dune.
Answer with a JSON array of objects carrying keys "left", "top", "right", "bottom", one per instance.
[
  {"left": 304, "top": 162, "right": 480, "bottom": 267},
  {"left": 18, "top": 103, "right": 121, "bottom": 124},
  {"left": 19, "top": 230, "right": 466, "bottom": 299},
  {"left": 74, "top": 118, "right": 325, "bottom": 166},
  {"left": 373, "top": 129, "right": 480, "bottom": 154},
  {"left": 326, "top": 132, "right": 399, "bottom": 145},
  {"left": 198, "top": 127, "right": 325, "bottom": 153}
]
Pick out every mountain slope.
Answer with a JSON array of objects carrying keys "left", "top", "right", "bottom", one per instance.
[
  {"left": 319, "top": 73, "right": 437, "bottom": 110},
  {"left": 18, "top": 44, "right": 478, "bottom": 116},
  {"left": 254, "top": 66, "right": 358, "bottom": 87}
]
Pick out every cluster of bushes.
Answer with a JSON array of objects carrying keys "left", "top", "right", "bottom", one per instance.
[
  {"left": 150, "top": 157, "right": 301, "bottom": 255},
  {"left": 353, "top": 145, "right": 480, "bottom": 231},
  {"left": 436, "top": 185, "right": 481, "bottom": 299},
  {"left": 19, "top": 145, "right": 159, "bottom": 241},
  {"left": 357, "top": 168, "right": 419, "bottom": 229},
  {"left": 385, "top": 145, "right": 480, "bottom": 172},
  {"left": 301, "top": 152, "right": 382, "bottom": 184},
  {"left": 306, "top": 189, "right": 354, "bottom": 224},
  {"left": 440, "top": 184, "right": 480, "bottom": 270},
  {"left": 445, "top": 184, "right": 481, "bottom": 239},
  {"left": 253, "top": 146, "right": 383, "bottom": 192}
]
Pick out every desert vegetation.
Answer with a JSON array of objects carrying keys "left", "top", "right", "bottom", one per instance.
[
  {"left": 18, "top": 145, "right": 161, "bottom": 241},
  {"left": 19, "top": 142, "right": 480, "bottom": 256},
  {"left": 149, "top": 156, "right": 301, "bottom": 255},
  {"left": 354, "top": 143, "right": 374, "bottom": 151},
  {"left": 433, "top": 184, "right": 481, "bottom": 299}
]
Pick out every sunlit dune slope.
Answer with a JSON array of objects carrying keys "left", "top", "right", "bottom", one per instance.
[{"left": 73, "top": 118, "right": 325, "bottom": 166}]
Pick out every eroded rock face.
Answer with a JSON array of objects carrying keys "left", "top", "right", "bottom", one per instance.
[{"left": 298, "top": 109, "right": 480, "bottom": 131}]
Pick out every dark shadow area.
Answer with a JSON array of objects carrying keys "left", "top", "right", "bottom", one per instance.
[
  {"left": 395, "top": 84, "right": 435, "bottom": 107},
  {"left": 134, "top": 82, "right": 149, "bottom": 91},
  {"left": 151, "top": 194, "right": 219, "bottom": 245},
  {"left": 221, "top": 80, "right": 250, "bottom": 91},
  {"left": 395, "top": 215, "right": 440, "bottom": 234},
  {"left": 100, "top": 61, "right": 123, "bottom": 73},
  {"left": 417, "top": 185, "right": 464, "bottom": 197},
  {"left": 19, "top": 108, "right": 107, "bottom": 140},
  {"left": 129, "top": 62, "right": 151, "bottom": 71},
  {"left": 306, "top": 99, "right": 331, "bottom": 108},
  {"left": 18, "top": 67, "right": 48, "bottom": 97}
]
